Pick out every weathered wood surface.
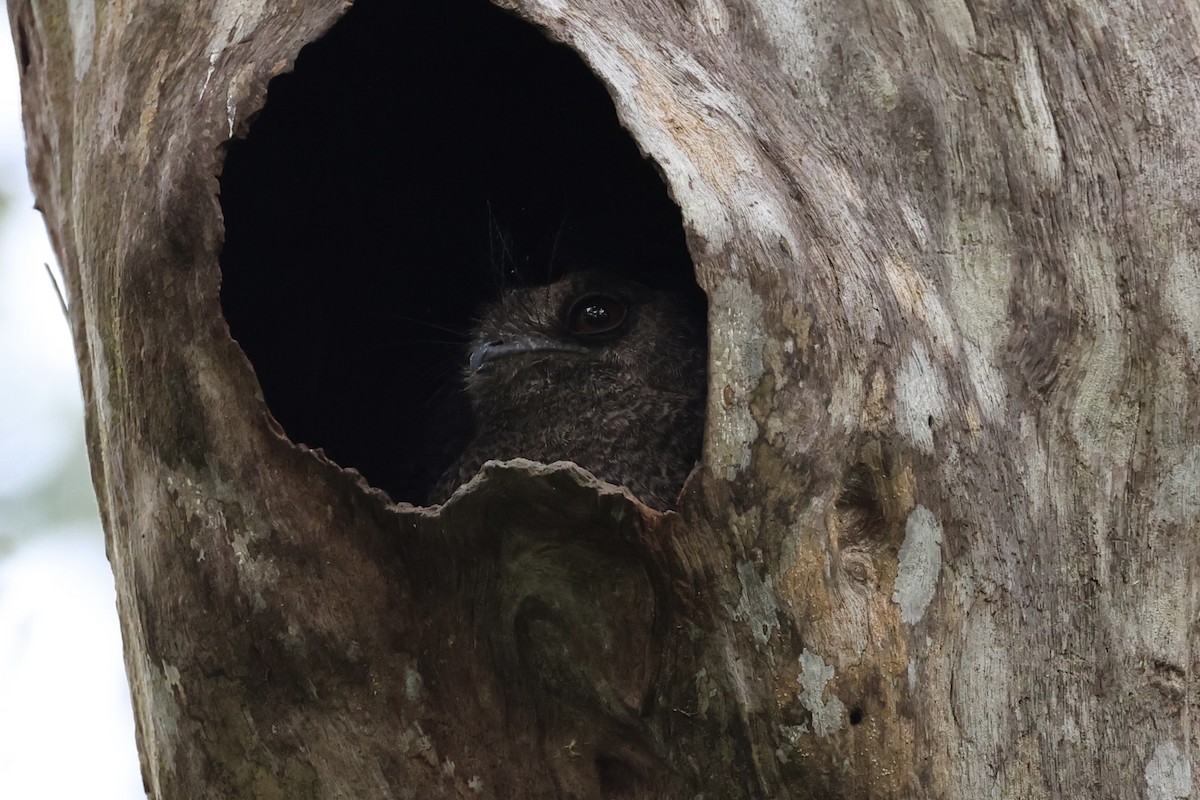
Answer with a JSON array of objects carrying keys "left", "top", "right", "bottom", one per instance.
[{"left": 9, "top": 0, "right": 1199, "bottom": 796}]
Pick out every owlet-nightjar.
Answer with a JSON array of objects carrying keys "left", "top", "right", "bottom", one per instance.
[{"left": 431, "top": 271, "right": 706, "bottom": 508}]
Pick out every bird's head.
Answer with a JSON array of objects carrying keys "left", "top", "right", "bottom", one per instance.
[{"left": 462, "top": 271, "right": 706, "bottom": 413}]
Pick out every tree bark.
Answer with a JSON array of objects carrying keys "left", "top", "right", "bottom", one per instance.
[{"left": 10, "top": 0, "right": 1199, "bottom": 797}]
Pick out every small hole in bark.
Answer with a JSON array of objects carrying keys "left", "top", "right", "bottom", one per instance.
[
  {"left": 218, "top": 0, "right": 701, "bottom": 504},
  {"left": 849, "top": 706, "right": 864, "bottom": 725}
]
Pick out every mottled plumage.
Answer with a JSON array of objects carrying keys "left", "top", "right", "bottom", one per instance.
[{"left": 431, "top": 271, "right": 706, "bottom": 508}]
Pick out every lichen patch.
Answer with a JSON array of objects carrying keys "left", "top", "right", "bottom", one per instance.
[{"left": 796, "top": 649, "right": 846, "bottom": 737}]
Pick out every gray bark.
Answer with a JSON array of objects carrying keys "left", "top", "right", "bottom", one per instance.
[{"left": 9, "top": 0, "right": 1199, "bottom": 797}]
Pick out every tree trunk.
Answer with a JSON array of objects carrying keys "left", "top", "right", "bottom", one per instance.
[{"left": 10, "top": 0, "right": 1199, "bottom": 797}]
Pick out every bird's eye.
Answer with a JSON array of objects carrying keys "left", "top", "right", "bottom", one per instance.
[{"left": 566, "top": 293, "right": 628, "bottom": 338}]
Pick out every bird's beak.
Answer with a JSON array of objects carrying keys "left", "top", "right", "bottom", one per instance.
[{"left": 469, "top": 336, "right": 590, "bottom": 373}]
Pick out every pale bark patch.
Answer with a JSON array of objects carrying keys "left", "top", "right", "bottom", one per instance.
[
  {"left": 894, "top": 342, "right": 949, "bottom": 455},
  {"left": 883, "top": 257, "right": 954, "bottom": 349},
  {"left": 66, "top": 0, "right": 94, "bottom": 80},
  {"left": 1146, "top": 741, "right": 1193, "bottom": 800},
  {"left": 1152, "top": 445, "right": 1200, "bottom": 526},
  {"left": 944, "top": 212, "right": 1013, "bottom": 358},
  {"left": 1012, "top": 31, "right": 1064, "bottom": 188},
  {"left": 928, "top": 0, "right": 976, "bottom": 51},
  {"left": 892, "top": 505, "right": 943, "bottom": 625},
  {"left": 734, "top": 560, "right": 780, "bottom": 646},
  {"left": 797, "top": 648, "right": 845, "bottom": 738},
  {"left": 709, "top": 276, "right": 765, "bottom": 479},
  {"left": 1164, "top": 252, "right": 1200, "bottom": 358}
]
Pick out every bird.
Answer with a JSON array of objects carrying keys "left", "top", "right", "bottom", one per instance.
[{"left": 429, "top": 271, "right": 707, "bottom": 509}]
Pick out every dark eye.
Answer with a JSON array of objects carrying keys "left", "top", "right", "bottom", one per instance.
[{"left": 565, "top": 293, "right": 628, "bottom": 337}]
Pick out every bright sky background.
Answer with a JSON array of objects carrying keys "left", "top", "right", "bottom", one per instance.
[{"left": 0, "top": 16, "right": 144, "bottom": 800}]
